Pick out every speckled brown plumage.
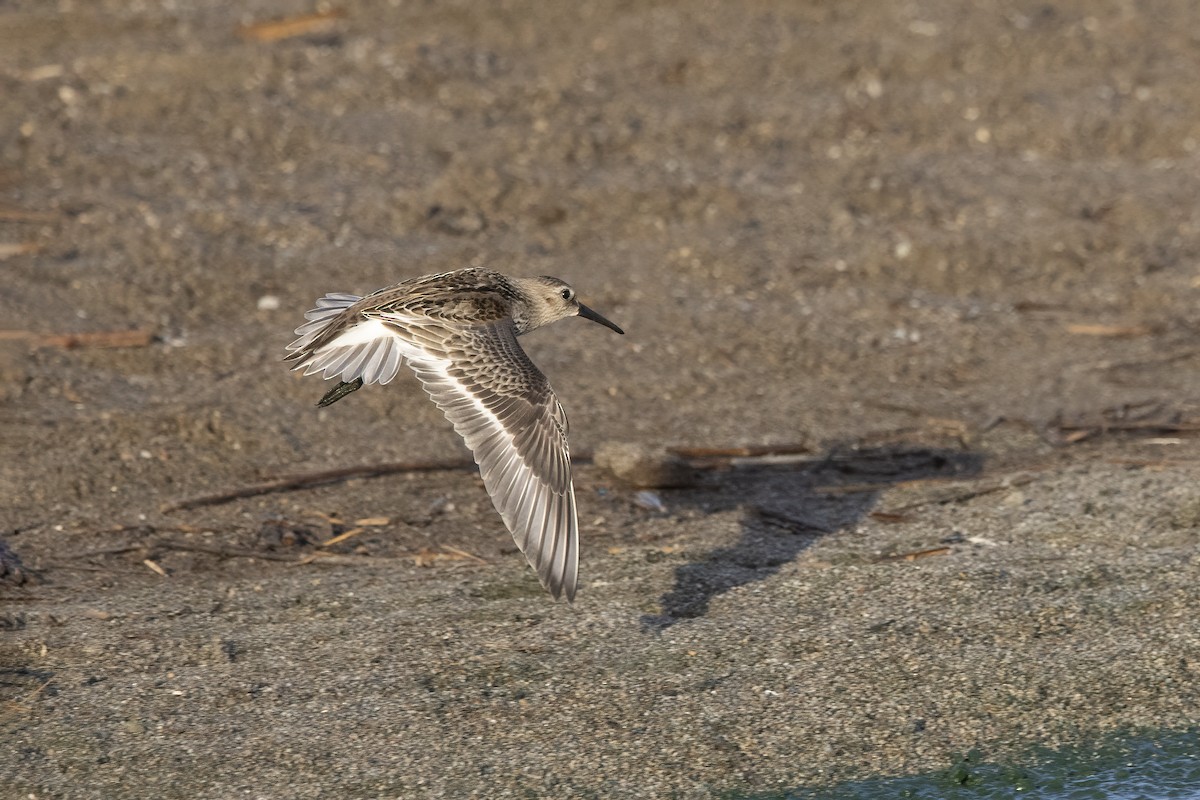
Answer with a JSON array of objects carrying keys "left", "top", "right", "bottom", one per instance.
[{"left": 284, "top": 268, "right": 624, "bottom": 602}]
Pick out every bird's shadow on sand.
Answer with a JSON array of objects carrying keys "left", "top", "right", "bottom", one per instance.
[{"left": 640, "top": 445, "right": 984, "bottom": 631}]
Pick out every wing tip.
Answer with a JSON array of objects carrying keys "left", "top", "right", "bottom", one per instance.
[{"left": 542, "top": 488, "right": 579, "bottom": 604}]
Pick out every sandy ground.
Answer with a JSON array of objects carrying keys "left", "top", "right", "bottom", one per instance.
[{"left": 2, "top": 1, "right": 1200, "bottom": 797}]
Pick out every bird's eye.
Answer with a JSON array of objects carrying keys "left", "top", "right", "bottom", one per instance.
[{"left": 560, "top": 288, "right": 572, "bottom": 301}]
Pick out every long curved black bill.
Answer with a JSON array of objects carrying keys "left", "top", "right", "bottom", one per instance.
[{"left": 578, "top": 303, "right": 625, "bottom": 335}]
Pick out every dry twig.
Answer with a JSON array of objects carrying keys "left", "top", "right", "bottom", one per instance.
[
  {"left": 1087, "top": 347, "right": 1200, "bottom": 374},
  {"left": 155, "top": 540, "right": 304, "bottom": 562},
  {"left": 877, "top": 546, "right": 952, "bottom": 562},
  {"left": 319, "top": 527, "right": 366, "bottom": 548},
  {"left": 882, "top": 473, "right": 1037, "bottom": 514},
  {"left": 1065, "top": 322, "right": 1153, "bottom": 337},
  {"left": 2, "top": 678, "right": 54, "bottom": 716},
  {"left": 0, "top": 205, "right": 57, "bottom": 223},
  {"left": 162, "top": 458, "right": 478, "bottom": 512},
  {"left": 668, "top": 443, "right": 811, "bottom": 459},
  {"left": 751, "top": 507, "right": 833, "bottom": 534},
  {"left": 0, "top": 328, "right": 154, "bottom": 349},
  {"left": 237, "top": 9, "right": 344, "bottom": 42},
  {"left": 0, "top": 242, "right": 39, "bottom": 260},
  {"left": 293, "top": 552, "right": 417, "bottom": 568}
]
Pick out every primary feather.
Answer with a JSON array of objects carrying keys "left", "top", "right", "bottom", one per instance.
[{"left": 284, "top": 268, "right": 623, "bottom": 602}]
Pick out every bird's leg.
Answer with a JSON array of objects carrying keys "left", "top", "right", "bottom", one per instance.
[{"left": 316, "top": 377, "right": 364, "bottom": 407}]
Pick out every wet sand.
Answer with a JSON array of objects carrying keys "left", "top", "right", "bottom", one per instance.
[{"left": 2, "top": 1, "right": 1200, "bottom": 797}]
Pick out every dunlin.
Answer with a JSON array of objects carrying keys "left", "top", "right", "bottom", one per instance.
[{"left": 285, "top": 268, "right": 624, "bottom": 602}]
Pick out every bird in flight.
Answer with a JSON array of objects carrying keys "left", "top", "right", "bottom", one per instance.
[{"left": 285, "top": 268, "right": 624, "bottom": 602}]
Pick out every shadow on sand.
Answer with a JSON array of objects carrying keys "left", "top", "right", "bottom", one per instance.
[{"left": 641, "top": 445, "right": 984, "bottom": 631}]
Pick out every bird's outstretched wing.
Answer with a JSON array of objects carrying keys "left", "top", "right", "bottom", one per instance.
[{"left": 285, "top": 298, "right": 578, "bottom": 601}]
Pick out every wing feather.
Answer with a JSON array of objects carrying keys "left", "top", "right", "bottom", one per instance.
[
  {"left": 285, "top": 294, "right": 579, "bottom": 601},
  {"left": 387, "top": 318, "right": 578, "bottom": 601},
  {"left": 287, "top": 312, "right": 414, "bottom": 386}
]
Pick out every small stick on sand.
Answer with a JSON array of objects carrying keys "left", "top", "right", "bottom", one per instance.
[
  {"left": 877, "top": 546, "right": 952, "bottom": 562},
  {"left": 1058, "top": 420, "right": 1200, "bottom": 434},
  {"left": 65, "top": 544, "right": 147, "bottom": 559},
  {"left": 1065, "top": 322, "right": 1153, "bottom": 337},
  {"left": 0, "top": 329, "right": 155, "bottom": 349},
  {"left": 153, "top": 540, "right": 309, "bottom": 562},
  {"left": 319, "top": 527, "right": 366, "bottom": 548},
  {"left": 0, "top": 206, "right": 58, "bottom": 223},
  {"left": 292, "top": 552, "right": 421, "bottom": 568},
  {"left": 751, "top": 507, "right": 833, "bottom": 534},
  {"left": 440, "top": 544, "right": 489, "bottom": 565},
  {"left": 0, "top": 242, "right": 39, "bottom": 260},
  {"left": 237, "top": 9, "right": 344, "bottom": 42},
  {"left": 667, "top": 443, "right": 812, "bottom": 459},
  {"left": 883, "top": 473, "right": 1038, "bottom": 514},
  {"left": 161, "top": 458, "right": 479, "bottom": 512}
]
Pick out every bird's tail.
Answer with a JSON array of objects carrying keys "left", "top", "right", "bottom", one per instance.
[
  {"left": 284, "top": 292, "right": 409, "bottom": 389},
  {"left": 284, "top": 293, "right": 363, "bottom": 360}
]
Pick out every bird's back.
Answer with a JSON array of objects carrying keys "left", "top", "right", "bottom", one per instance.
[
  {"left": 287, "top": 269, "right": 516, "bottom": 364},
  {"left": 363, "top": 268, "right": 520, "bottom": 325}
]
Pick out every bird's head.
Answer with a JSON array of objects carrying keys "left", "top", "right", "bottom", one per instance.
[{"left": 514, "top": 276, "right": 625, "bottom": 335}]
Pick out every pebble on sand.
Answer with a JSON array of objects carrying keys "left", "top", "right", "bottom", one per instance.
[{"left": 592, "top": 441, "right": 697, "bottom": 488}]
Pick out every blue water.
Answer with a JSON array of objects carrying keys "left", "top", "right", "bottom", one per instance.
[{"left": 746, "top": 730, "right": 1200, "bottom": 800}]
